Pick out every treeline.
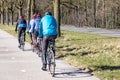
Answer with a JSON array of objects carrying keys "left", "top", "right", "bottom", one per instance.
[
  {"left": 0, "top": 0, "right": 55, "bottom": 25},
  {"left": 60, "top": 0, "right": 120, "bottom": 28},
  {"left": 0, "top": 0, "right": 120, "bottom": 29}
]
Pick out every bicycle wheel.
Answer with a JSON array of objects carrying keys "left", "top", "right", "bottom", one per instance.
[
  {"left": 31, "top": 44, "right": 35, "bottom": 52},
  {"left": 21, "top": 43, "right": 24, "bottom": 51},
  {"left": 48, "top": 50, "right": 56, "bottom": 77},
  {"left": 37, "top": 43, "right": 42, "bottom": 57},
  {"left": 37, "top": 48, "right": 42, "bottom": 57},
  {"left": 20, "top": 33, "right": 25, "bottom": 51}
]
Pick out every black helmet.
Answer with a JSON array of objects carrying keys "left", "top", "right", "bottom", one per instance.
[{"left": 45, "top": 12, "right": 52, "bottom": 16}]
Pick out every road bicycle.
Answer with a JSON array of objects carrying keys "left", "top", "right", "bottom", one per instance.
[
  {"left": 47, "top": 38, "right": 56, "bottom": 77},
  {"left": 19, "top": 31, "right": 25, "bottom": 51}
]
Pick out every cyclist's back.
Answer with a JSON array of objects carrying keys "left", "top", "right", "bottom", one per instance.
[
  {"left": 17, "top": 18, "right": 26, "bottom": 28},
  {"left": 27, "top": 15, "right": 36, "bottom": 44},
  {"left": 34, "top": 14, "right": 42, "bottom": 43},
  {"left": 39, "top": 13, "right": 57, "bottom": 37},
  {"left": 34, "top": 14, "right": 42, "bottom": 31}
]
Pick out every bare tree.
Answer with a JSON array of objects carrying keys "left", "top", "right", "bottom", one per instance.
[
  {"left": 84, "top": 0, "right": 88, "bottom": 26},
  {"left": 0, "top": 0, "right": 5, "bottom": 24},
  {"left": 93, "top": 0, "right": 97, "bottom": 27},
  {"left": 9, "top": 0, "right": 16, "bottom": 25},
  {"left": 27, "top": 0, "right": 32, "bottom": 25},
  {"left": 31, "top": 0, "right": 36, "bottom": 15},
  {"left": 15, "top": 0, "right": 25, "bottom": 16}
]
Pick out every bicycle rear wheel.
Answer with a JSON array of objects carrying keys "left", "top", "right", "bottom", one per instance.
[
  {"left": 48, "top": 50, "right": 56, "bottom": 77},
  {"left": 37, "top": 48, "right": 42, "bottom": 57},
  {"left": 20, "top": 33, "right": 25, "bottom": 51},
  {"left": 37, "top": 43, "right": 42, "bottom": 57},
  {"left": 31, "top": 44, "right": 36, "bottom": 52},
  {"left": 21, "top": 44, "right": 25, "bottom": 51}
]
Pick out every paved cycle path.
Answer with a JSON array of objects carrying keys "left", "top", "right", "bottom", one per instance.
[
  {"left": 61, "top": 25, "right": 120, "bottom": 37},
  {"left": 0, "top": 29, "right": 100, "bottom": 80}
]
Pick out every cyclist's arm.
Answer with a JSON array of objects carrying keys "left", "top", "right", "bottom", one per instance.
[
  {"left": 24, "top": 20, "right": 27, "bottom": 31},
  {"left": 38, "top": 22, "right": 43, "bottom": 38},
  {"left": 15, "top": 20, "right": 19, "bottom": 32}
]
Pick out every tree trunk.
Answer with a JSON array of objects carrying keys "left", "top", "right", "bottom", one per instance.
[
  {"left": 31, "top": 0, "right": 36, "bottom": 16},
  {"left": 1, "top": 0, "right": 5, "bottom": 24},
  {"left": 85, "top": 0, "right": 88, "bottom": 26},
  {"left": 103, "top": 0, "right": 106, "bottom": 28},
  {"left": 27, "top": 0, "right": 32, "bottom": 25},
  {"left": 116, "top": 6, "right": 119, "bottom": 27},
  {"left": 11, "top": 11, "right": 14, "bottom": 25},
  {"left": 93, "top": 0, "right": 97, "bottom": 27},
  {"left": 19, "top": 8, "right": 22, "bottom": 16},
  {"left": 54, "top": 0, "right": 61, "bottom": 37},
  {"left": 1, "top": 13, "right": 3, "bottom": 24},
  {"left": 6, "top": 11, "right": 9, "bottom": 25},
  {"left": 1, "top": 11, "right": 5, "bottom": 24}
]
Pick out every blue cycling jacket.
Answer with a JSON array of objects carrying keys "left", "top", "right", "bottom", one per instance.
[
  {"left": 28, "top": 19, "right": 35, "bottom": 32},
  {"left": 34, "top": 17, "right": 41, "bottom": 31},
  {"left": 38, "top": 15, "right": 58, "bottom": 37},
  {"left": 15, "top": 18, "right": 27, "bottom": 31}
]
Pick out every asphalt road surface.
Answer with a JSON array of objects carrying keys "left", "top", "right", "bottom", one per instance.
[
  {"left": 61, "top": 25, "right": 120, "bottom": 37},
  {"left": 0, "top": 29, "right": 100, "bottom": 80}
]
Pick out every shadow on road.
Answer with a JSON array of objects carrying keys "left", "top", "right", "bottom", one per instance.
[
  {"left": 94, "top": 65, "right": 120, "bottom": 71},
  {"left": 23, "top": 48, "right": 32, "bottom": 51},
  {"left": 54, "top": 68, "right": 93, "bottom": 78}
]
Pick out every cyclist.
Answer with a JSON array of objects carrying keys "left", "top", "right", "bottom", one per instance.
[
  {"left": 38, "top": 12, "right": 58, "bottom": 71},
  {"left": 15, "top": 15, "right": 27, "bottom": 48},
  {"left": 34, "top": 13, "right": 42, "bottom": 47},
  {"left": 27, "top": 14, "right": 36, "bottom": 45}
]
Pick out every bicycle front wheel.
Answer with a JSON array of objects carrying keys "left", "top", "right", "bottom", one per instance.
[{"left": 48, "top": 50, "right": 56, "bottom": 77}]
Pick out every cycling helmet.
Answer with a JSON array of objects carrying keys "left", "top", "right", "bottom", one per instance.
[
  {"left": 37, "top": 13, "right": 42, "bottom": 17},
  {"left": 19, "top": 15, "right": 24, "bottom": 18},
  {"left": 45, "top": 12, "right": 52, "bottom": 16},
  {"left": 32, "top": 14, "right": 36, "bottom": 19}
]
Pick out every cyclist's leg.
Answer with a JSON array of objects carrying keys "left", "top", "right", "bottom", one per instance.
[
  {"left": 36, "top": 31, "right": 39, "bottom": 46},
  {"left": 38, "top": 37, "right": 42, "bottom": 51},
  {"left": 32, "top": 32, "right": 37, "bottom": 49},
  {"left": 18, "top": 28, "right": 22, "bottom": 47},
  {"left": 41, "top": 36, "right": 49, "bottom": 70},
  {"left": 29, "top": 32, "right": 33, "bottom": 44},
  {"left": 33, "top": 31, "right": 38, "bottom": 47},
  {"left": 51, "top": 35, "right": 57, "bottom": 54},
  {"left": 22, "top": 27, "right": 26, "bottom": 42},
  {"left": 37, "top": 38, "right": 42, "bottom": 57}
]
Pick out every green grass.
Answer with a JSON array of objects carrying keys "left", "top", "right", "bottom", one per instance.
[{"left": 1, "top": 24, "right": 120, "bottom": 80}]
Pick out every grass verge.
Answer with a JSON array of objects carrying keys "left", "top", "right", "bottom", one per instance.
[{"left": 0, "top": 24, "right": 120, "bottom": 80}]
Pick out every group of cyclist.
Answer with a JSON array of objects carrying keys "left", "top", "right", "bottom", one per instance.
[{"left": 15, "top": 12, "right": 58, "bottom": 71}]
